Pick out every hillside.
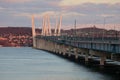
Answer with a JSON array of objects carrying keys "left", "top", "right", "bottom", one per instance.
[
  {"left": 0, "top": 27, "right": 38, "bottom": 47},
  {"left": 0, "top": 27, "right": 119, "bottom": 47}
]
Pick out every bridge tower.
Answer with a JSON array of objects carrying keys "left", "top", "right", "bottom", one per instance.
[
  {"left": 58, "top": 15, "right": 62, "bottom": 36},
  {"left": 41, "top": 15, "right": 62, "bottom": 36},
  {"left": 54, "top": 16, "right": 58, "bottom": 36},
  {"left": 47, "top": 15, "right": 51, "bottom": 36},
  {"left": 41, "top": 14, "right": 51, "bottom": 36},
  {"left": 31, "top": 15, "right": 36, "bottom": 47},
  {"left": 54, "top": 15, "right": 62, "bottom": 36},
  {"left": 41, "top": 15, "right": 45, "bottom": 36}
]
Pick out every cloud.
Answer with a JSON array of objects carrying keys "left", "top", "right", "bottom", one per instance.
[
  {"left": 62, "top": 12, "right": 86, "bottom": 17},
  {"left": 40, "top": 11, "right": 56, "bottom": 16},
  {"left": 14, "top": 11, "right": 58, "bottom": 19},
  {"left": 15, "top": 13, "right": 31, "bottom": 18},
  {"left": 0, "top": 7, "right": 5, "bottom": 11},
  {"left": 63, "top": 3, "right": 120, "bottom": 17},
  {"left": 100, "top": 14, "right": 116, "bottom": 18},
  {"left": 0, "top": 0, "right": 120, "bottom": 28},
  {"left": 0, "top": 7, "right": 4, "bottom": 10},
  {"left": 16, "top": 11, "right": 86, "bottom": 18},
  {"left": 0, "top": 0, "right": 34, "bottom": 3},
  {"left": 59, "top": 0, "right": 120, "bottom": 6}
]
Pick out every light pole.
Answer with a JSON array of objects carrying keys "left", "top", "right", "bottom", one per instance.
[
  {"left": 102, "top": 16, "right": 114, "bottom": 41},
  {"left": 73, "top": 19, "right": 77, "bottom": 42},
  {"left": 74, "top": 19, "right": 77, "bottom": 36},
  {"left": 114, "top": 25, "right": 118, "bottom": 40}
]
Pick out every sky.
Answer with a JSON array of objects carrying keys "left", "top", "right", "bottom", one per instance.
[{"left": 0, "top": 0, "right": 120, "bottom": 30}]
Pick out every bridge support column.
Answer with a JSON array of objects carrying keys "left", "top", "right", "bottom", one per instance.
[
  {"left": 45, "top": 40, "right": 49, "bottom": 50},
  {"left": 52, "top": 43, "right": 55, "bottom": 52},
  {"left": 62, "top": 45, "right": 66, "bottom": 56},
  {"left": 56, "top": 44, "right": 61, "bottom": 54},
  {"left": 38, "top": 39, "right": 41, "bottom": 49},
  {"left": 58, "top": 45, "right": 62, "bottom": 55},
  {"left": 111, "top": 53, "right": 120, "bottom": 61},
  {"left": 68, "top": 53, "right": 71, "bottom": 57},
  {"left": 68, "top": 46, "right": 72, "bottom": 57},
  {"left": 54, "top": 43, "right": 58, "bottom": 53},
  {"left": 53, "top": 43, "right": 56, "bottom": 52},
  {"left": 54, "top": 43, "right": 57, "bottom": 53},
  {"left": 100, "top": 55, "right": 106, "bottom": 66},
  {"left": 48, "top": 41, "right": 54, "bottom": 52},
  {"left": 74, "top": 48, "right": 78, "bottom": 59},
  {"left": 89, "top": 50, "right": 109, "bottom": 65},
  {"left": 39, "top": 39, "right": 46, "bottom": 50},
  {"left": 85, "top": 53, "right": 89, "bottom": 62},
  {"left": 63, "top": 52, "right": 66, "bottom": 55},
  {"left": 79, "top": 49, "right": 89, "bottom": 62},
  {"left": 45, "top": 41, "right": 48, "bottom": 50},
  {"left": 50, "top": 42, "right": 53, "bottom": 52}
]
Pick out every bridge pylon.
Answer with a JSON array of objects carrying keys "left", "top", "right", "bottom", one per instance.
[
  {"left": 54, "top": 15, "right": 62, "bottom": 36},
  {"left": 41, "top": 14, "right": 51, "bottom": 36},
  {"left": 31, "top": 15, "right": 36, "bottom": 47}
]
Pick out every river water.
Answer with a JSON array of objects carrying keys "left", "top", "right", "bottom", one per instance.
[{"left": 0, "top": 47, "right": 118, "bottom": 80}]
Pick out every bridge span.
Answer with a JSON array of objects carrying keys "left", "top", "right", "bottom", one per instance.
[
  {"left": 31, "top": 15, "right": 120, "bottom": 66},
  {"left": 34, "top": 36, "right": 120, "bottom": 66}
]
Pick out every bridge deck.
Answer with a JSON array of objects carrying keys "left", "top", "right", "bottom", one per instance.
[{"left": 36, "top": 36, "right": 120, "bottom": 54}]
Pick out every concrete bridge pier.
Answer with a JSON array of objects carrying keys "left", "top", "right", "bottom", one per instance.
[
  {"left": 53, "top": 43, "right": 57, "bottom": 53},
  {"left": 111, "top": 53, "right": 120, "bottom": 61},
  {"left": 37, "top": 39, "right": 42, "bottom": 49},
  {"left": 35, "top": 38, "right": 39, "bottom": 48},
  {"left": 61, "top": 45, "right": 66, "bottom": 56},
  {"left": 50, "top": 42, "right": 54, "bottom": 52},
  {"left": 36, "top": 39, "right": 44, "bottom": 50},
  {"left": 58, "top": 45, "right": 62, "bottom": 55},
  {"left": 74, "top": 48, "right": 79, "bottom": 59},
  {"left": 52, "top": 43, "right": 55, "bottom": 51},
  {"left": 44, "top": 40, "right": 50, "bottom": 51},
  {"left": 79, "top": 49, "right": 89, "bottom": 62},
  {"left": 89, "top": 50, "right": 110, "bottom": 66},
  {"left": 44, "top": 40, "right": 49, "bottom": 50},
  {"left": 46, "top": 41, "right": 50, "bottom": 51},
  {"left": 54, "top": 43, "right": 58, "bottom": 53},
  {"left": 68, "top": 52, "right": 71, "bottom": 57},
  {"left": 100, "top": 55, "right": 106, "bottom": 66},
  {"left": 68, "top": 46, "right": 72, "bottom": 57},
  {"left": 52, "top": 42, "right": 56, "bottom": 52},
  {"left": 47, "top": 41, "right": 53, "bottom": 52},
  {"left": 85, "top": 53, "right": 89, "bottom": 63}
]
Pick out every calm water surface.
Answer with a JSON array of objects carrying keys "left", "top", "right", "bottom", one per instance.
[{"left": 0, "top": 47, "right": 115, "bottom": 80}]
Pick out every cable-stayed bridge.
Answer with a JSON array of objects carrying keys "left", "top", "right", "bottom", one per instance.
[{"left": 31, "top": 15, "right": 120, "bottom": 66}]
